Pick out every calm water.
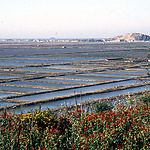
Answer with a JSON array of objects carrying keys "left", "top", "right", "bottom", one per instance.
[
  {"left": 0, "top": 62, "right": 40, "bottom": 66},
  {"left": 0, "top": 75, "right": 20, "bottom": 79},
  {"left": 0, "top": 92, "right": 16, "bottom": 98},
  {"left": 42, "top": 66, "right": 92, "bottom": 70},
  {"left": 0, "top": 85, "right": 49, "bottom": 92},
  {"left": 10, "top": 56, "right": 105, "bottom": 61},
  {"left": 58, "top": 75, "right": 124, "bottom": 81},
  {"left": 0, "top": 58, "right": 74, "bottom": 64},
  {"left": 0, "top": 101, "right": 18, "bottom": 107},
  {"left": 78, "top": 73, "right": 138, "bottom": 78},
  {"left": 7, "top": 79, "right": 146, "bottom": 101},
  {"left": 17, "top": 68, "right": 74, "bottom": 72},
  {"left": 5, "top": 81, "right": 78, "bottom": 88},
  {"left": 98, "top": 71, "right": 147, "bottom": 75},
  {"left": 33, "top": 78, "right": 98, "bottom": 84},
  {"left": 9, "top": 85, "right": 150, "bottom": 114},
  {"left": 1, "top": 50, "right": 149, "bottom": 113}
]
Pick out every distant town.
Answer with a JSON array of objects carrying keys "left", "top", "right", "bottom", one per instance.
[
  {"left": 0, "top": 38, "right": 105, "bottom": 43},
  {"left": 0, "top": 33, "right": 150, "bottom": 43}
]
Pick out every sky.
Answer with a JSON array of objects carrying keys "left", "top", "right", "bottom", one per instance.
[{"left": 0, "top": 0, "right": 150, "bottom": 39}]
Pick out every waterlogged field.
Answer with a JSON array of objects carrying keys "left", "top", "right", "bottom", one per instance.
[{"left": 0, "top": 42, "right": 150, "bottom": 113}]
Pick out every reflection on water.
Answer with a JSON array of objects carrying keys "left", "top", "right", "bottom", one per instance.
[
  {"left": 59, "top": 75, "right": 124, "bottom": 80},
  {"left": 101, "top": 70, "right": 147, "bottom": 75},
  {"left": 0, "top": 58, "right": 74, "bottom": 63},
  {"left": 0, "top": 75, "right": 20, "bottom": 79},
  {"left": 0, "top": 85, "right": 49, "bottom": 92},
  {"left": 0, "top": 92, "right": 16, "bottom": 98},
  {"left": 0, "top": 101, "right": 18, "bottom": 107},
  {"left": 10, "top": 56, "right": 105, "bottom": 61},
  {"left": 33, "top": 78, "right": 98, "bottom": 84},
  {"left": 17, "top": 68, "right": 74, "bottom": 72},
  {"left": 10, "top": 85, "right": 150, "bottom": 114},
  {"left": 42, "top": 66, "right": 92, "bottom": 70},
  {"left": 7, "top": 79, "right": 146, "bottom": 101},
  {"left": 0, "top": 62, "right": 40, "bottom": 67},
  {"left": 78, "top": 73, "right": 138, "bottom": 78},
  {"left": 5, "top": 81, "right": 78, "bottom": 88}
]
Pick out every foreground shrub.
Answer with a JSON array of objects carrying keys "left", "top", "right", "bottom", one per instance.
[
  {"left": 94, "top": 100, "right": 113, "bottom": 113},
  {"left": 139, "top": 92, "right": 150, "bottom": 105},
  {"left": 0, "top": 94, "right": 150, "bottom": 150}
]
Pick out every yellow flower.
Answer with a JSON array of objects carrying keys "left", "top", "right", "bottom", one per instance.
[
  {"left": 45, "top": 117, "right": 49, "bottom": 120},
  {"left": 36, "top": 114, "right": 39, "bottom": 117}
]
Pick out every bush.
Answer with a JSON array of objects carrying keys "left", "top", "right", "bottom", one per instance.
[
  {"left": 0, "top": 93, "right": 150, "bottom": 149},
  {"left": 94, "top": 100, "right": 113, "bottom": 113},
  {"left": 139, "top": 92, "right": 150, "bottom": 105}
]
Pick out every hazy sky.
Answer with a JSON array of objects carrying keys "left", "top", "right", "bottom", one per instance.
[{"left": 0, "top": 0, "right": 150, "bottom": 39}]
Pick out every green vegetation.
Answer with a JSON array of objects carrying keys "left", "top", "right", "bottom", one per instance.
[{"left": 0, "top": 92, "right": 150, "bottom": 150}]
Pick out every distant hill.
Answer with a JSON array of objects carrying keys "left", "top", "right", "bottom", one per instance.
[{"left": 108, "top": 33, "right": 150, "bottom": 42}]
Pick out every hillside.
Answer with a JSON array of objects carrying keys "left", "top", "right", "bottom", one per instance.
[{"left": 109, "top": 33, "right": 150, "bottom": 42}]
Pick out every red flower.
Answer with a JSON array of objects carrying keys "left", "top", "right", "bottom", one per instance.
[
  {"left": 117, "top": 145, "right": 123, "bottom": 149},
  {"left": 91, "top": 135, "right": 94, "bottom": 138},
  {"left": 147, "top": 144, "right": 149, "bottom": 148},
  {"left": 140, "top": 144, "right": 143, "bottom": 147},
  {"left": 57, "top": 139, "right": 59, "bottom": 143}
]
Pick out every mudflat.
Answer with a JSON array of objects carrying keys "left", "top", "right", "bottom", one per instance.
[{"left": 0, "top": 42, "right": 150, "bottom": 58}]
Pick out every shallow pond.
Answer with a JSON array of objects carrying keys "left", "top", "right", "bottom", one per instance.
[
  {"left": 138, "top": 67, "right": 150, "bottom": 70},
  {"left": 10, "top": 85, "right": 150, "bottom": 114},
  {"left": 0, "top": 58, "right": 74, "bottom": 64},
  {"left": 11, "top": 56, "right": 105, "bottom": 61},
  {"left": 5, "top": 81, "right": 78, "bottom": 88},
  {"left": 33, "top": 78, "right": 98, "bottom": 84},
  {"left": 8, "top": 79, "right": 146, "bottom": 101},
  {"left": 58, "top": 75, "right": 124, "bottom": 81},
  {"left": 17, "top": 68, "right": 74, "bottom": 73},
  {"left": 0, "top": 101, "right": 18, "bottom": 107},
  {"left": 99, "top": 71, "right": 147, "bottom": 75},
  {"left": 0, "top": 85, "right": 49, "bottom": 92},
  {"left": 0, "top": 75, "right": 20, "bottom": 79},
  {"left": 0, "top": 62, "right": 40, "bottom": 66},
  {"left": 78, "top": 73, "right": 138, "bottom": 78},
  {"left": 0, "top": 92, "right": 16, "bottom": 98},
  {"left": 42, "top": 66, "right": 92, "bottom": 70}
]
